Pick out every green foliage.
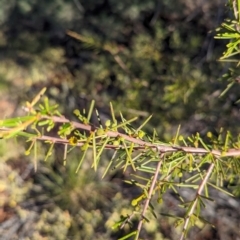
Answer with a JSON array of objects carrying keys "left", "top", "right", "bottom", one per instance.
[
  {"left": 215, "top": 0, "right": 240, "bottom": 97},
  {"left": 1, "top": 86, "right": 240, "bottom": 239}
]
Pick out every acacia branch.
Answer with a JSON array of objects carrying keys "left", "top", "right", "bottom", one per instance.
[
  {"left": 34, "top": 115, "right": 240, "bottom": 157},
  {"left": 2, "top": 114, "right": 240, "bottom": 157},
  {"left": 179, "top": 162, "right": 215, "bottom": 240},
  {"left": 135, "top": 152, "right": 164, "bottom": 240}
]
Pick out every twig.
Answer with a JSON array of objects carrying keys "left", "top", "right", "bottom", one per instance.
[
  {"left": 39, "top": 115, "right": 240, "bottom": 156},
  {"left": 179, "top": 162, "right": 215, "bottom": 240},
  {"left": 2, "top": 113, "right": 240, "bottom": 157},
  {"left": 134, "top": 151, "right": 164, "bottom": 240}
]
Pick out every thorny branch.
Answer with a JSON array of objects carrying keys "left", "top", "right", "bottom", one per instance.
[
  {"left": 179, "top": 163, "right": 215, "bottom": 240},
  {"left": 0, "top": 107, "right": 239, "bottom": 240},
  {"left": 1, "top": 113, "right": 240, "bottom": 157},
  {"left": 135, "top": 151, "right": 164, "bottom": 240},
  {"left": 1, "top": 114, "right": 239, "bottom": 158}
]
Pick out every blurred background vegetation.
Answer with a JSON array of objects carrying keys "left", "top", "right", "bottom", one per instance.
[{"left": 1, "top": 0, "right": 240, "bottom": 239}]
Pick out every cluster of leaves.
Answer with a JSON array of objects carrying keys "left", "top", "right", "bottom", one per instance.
[{"left": 215, "top": 0, "right": 240, "bottom": 98}]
